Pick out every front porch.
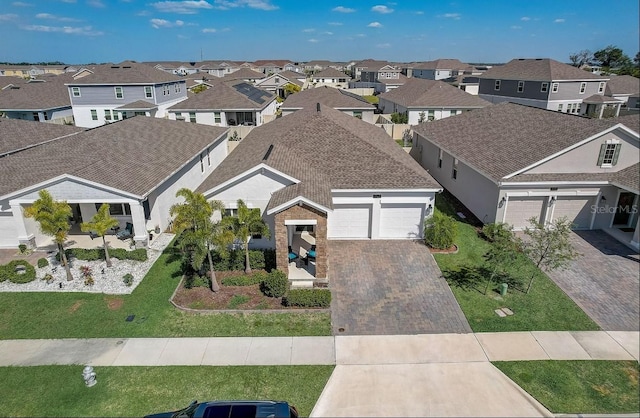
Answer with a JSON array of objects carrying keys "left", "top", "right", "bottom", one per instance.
[
  {"left": 36, "top": 224, "right": 165, "bottom": 251},
  {"left": 288, "top": 231, "right": 317, "bottom": 288}
]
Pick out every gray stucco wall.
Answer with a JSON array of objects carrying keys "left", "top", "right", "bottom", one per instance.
[{"left": 70, "top": 81, "right": 187, "bottom": 106}]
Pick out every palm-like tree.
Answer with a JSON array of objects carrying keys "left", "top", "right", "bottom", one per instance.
[
  {"left": 80, "top": 203, "right": 119, "bottom": 267},
  {"left": 24, "top": 189, "right": 74, "bottom": 281},
  {"left": 222, "top": 199, "right": 271, "bottom": 274},
  {"left": 170, "top": 188, "right": 232, "bottom": 292}
]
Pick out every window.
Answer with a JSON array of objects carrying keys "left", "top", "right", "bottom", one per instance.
[
  {"left": 541, "top": 82, "right": 549, "bottom": 92},
  {"left": 175, "top": 83, "right": 180, "bottom": 93},
  {"left": 552, "top": 83, "right": 559, "bottom": 93},
  {"left": 90, "top": 109, "right": 98, "bottom": 120},
  {"left": 104, "top": 109, "right": 112, "bottom": 121},
  {"left": 71, "top": 87, "right": 81, "bottom": 97},
  {"left": 572, "top": 103, "right": 578, "bottom": 113},
  {"left": 207, "top": 146, "right": 211, "bottom": 166},
  {"left": 452, "top": 158, "right": 458, "bottom": 180},
  {"left": 558, "top": 104, "right": 563, "bottom": 112},
  {"left": 144, "top": 86, "right": 153, "bottom": 99},
  {"left": 214, "top": 112, "right": 221, "bottom": 124},
  {"left": 275, "top": 77, "right": 280, "bottom": 83},
  {"left": 598, "top": 141, "right": 621, "bottom": 167},
  {"left": 134, "top": 111, "right": 145, "bottom": 116},
  {"left": 163, "top": 84, "right": 170, "bottom": 96},
  {"left": 450, "top": 109, "right": 458, "bottom": 116},
  {"left": 517, "top": 81, "right": 524, "bottom": 93},
  {"left": 114, "top": 86, "right": 123, "bottom": 99},
  {"left": 200, "top": 152, "right": 205, "bottom": 172},
  {"left": 189, "top": 112, "right": 196, "bottom": 123},
  {"left": 579, "top": 82, "right": 587, "bottom": 94},
  {"left": 95, "top": 203, "right": 131, "bottom": 216},
  {"left": 32, "top": 112, "right": 40, "bottom": 122},
  {"left": 438, "top": 149, "right": 443, "bottom": 168},
  {"left": 598, "top": 82, "right": 605, "bottom": 93},
  {"left": 494, "top": 80, "right": 501, "bottom": 91},
  {"left": 427, "top": 110, "right": 435, "bottom": 121},
  {"left": 353, "top": 111, "right": 362, "bottom": 119},
  {"left": 223, "top": 209, "right": 237, "bottom": 217}
]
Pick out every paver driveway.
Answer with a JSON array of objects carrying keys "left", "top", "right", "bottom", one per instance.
[
  {"left": 545, "top": 231, "right": 639, "bottom": 331},
  {"left": 328, "top": 240, "right": 472, "bottom": 335}
]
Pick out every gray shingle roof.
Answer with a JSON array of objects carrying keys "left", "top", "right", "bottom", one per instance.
[
  {"left": 196, "top": 104, "right": 440, "bottom": 208},
  {"left": 277, "top": 70, "right": 306, "bottom": 80},
  {"left": 0, "top": 118, "right": 83, "bottom": 156},
  {"left": 314, "top": 67, "right": 350, "bottom": 78},
  {"left": 605, "top": 75, "right": 640, "bottom": 96},
  {"left": 583, "top": 94, "right": 623, "bottom": 104},
  {"left": 222, "top": 68, "right": 266, "bottom": 81},
  {"left": 281, "top": 86, "right": 374, "bottom": 110},
  {"left": 478, "top": 58, "right": 609, "bottom": 82},
  {"left": 114, "top": 100, "right": 157, "bottom": 110},
  {"left": 413, "top": 59, "right": 468, "bottom": 70},
  {"left": 611, "top": 163, "right": 640, "bottom": 194},
  {"left": 0, "top": 74, "right": 72, "bottom": 111},
  {"left": 168, "top": 81, "right": 274, "bottom": 111},
  {"left": 68, "top": 61, "right": 182, "bottom": 85},
  {"left": 412, "top": 102, "right": 629, "bottom": 182},
  {"left": 0, "top": 117, "right": 228, "bottom": 198},
  {"left": 379, "top": 78, "right": 490, "bottom": 108}
]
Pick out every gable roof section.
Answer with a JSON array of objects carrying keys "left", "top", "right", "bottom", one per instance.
[
  {"left": 168, "top": 81, "right": 274, "bottom": 111},
  {"left": 413, "top": 59, "right": 468, "bottom": 70},
  {"left": 114, "top": 100, "right": 158, "bottom": 110},
  {"left": 68, "top": 61, "right": 182, "bottom": 85},
  {"left": 478, "top": 58, "right": 609, "bottom": 82},
  {"left": 0, "top": 118, "right": 83, "bottom": 156},
  {"left": 222, "top": 68, "right": 267, "bottom": 81},
  {"left": 379, "top": 78, "right": 489, "bottom": 108},
  {"left": 281, "top": 86, "right": 374, "bottom": 110},
  {"left": 278, "top": 70, "right": 306, "bottom": 80},
  {"left": 0, "top": 117, "right": 228, "bottom": 199},
  {"left": 412, "top": 102, "right": 633, "bottom": 182},
  {"left": 197, "top": 104, "right": 439, "bottom": 208},
  {"left": 0, "top": 74, "right": 73, "bottom": 111},
  {"left": 611, "top": 163, "right": 640, "bottom": 194},
  {"left": 605, "top": 75, "right": 640, "bottom": 96},
  {"left": 314, "top": 67, "right": 350, "bottom": 78}
]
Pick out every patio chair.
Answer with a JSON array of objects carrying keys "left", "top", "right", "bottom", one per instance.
[
  {"left": 307, "top": 245, "right": 316, "bottom": 260},
  {"left": 288, "top": 245, "right": 298, "bottom": 262},
  {"left": 117, "top": 222, "right": 134, "bottom": 240}
]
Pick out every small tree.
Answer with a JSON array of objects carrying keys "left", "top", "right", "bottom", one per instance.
[
  {"left": 569, "top": 49, "right": 592, "bottom": 67},
  {"left": 482, "top": 223, "right": 519, "bottom": 294},
  {"left": 391, "top": 112, "right": 408, "bottom": 124},
  {"left": 523, "top": 216, "right": 580, "bottom": 294},
  {"left": 221, "top": 199, "right": 271, "bottom": 274},
  {"left": 80, "top": 203, "right": 119, "bottom": 267},
  {"left": 191, "top": 84, "right": 208, "bottom": 94},
  {"left": 24, "top": 189, "right": 74, "bottom": 281},
  {"left": 418, "top": 111, "right": 426, "bottom": 123},
  {"left": 424, "top": 211, "right": 458, "bottom": 250},
  {"left": 283, "top": 82, "right": 301, "bottom": 97}
]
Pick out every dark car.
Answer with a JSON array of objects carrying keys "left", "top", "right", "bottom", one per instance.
[{"left": 144, "top": 400, "right": 298, "bottom": 418}]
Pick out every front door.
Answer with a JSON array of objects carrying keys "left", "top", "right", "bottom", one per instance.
[{"left": 613, "top": 192, "right": 635, "bottom": 226}]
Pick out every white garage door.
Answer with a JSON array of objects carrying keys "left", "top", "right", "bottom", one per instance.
[
  {"left": 0, "top": 215, "right": 18, "bottom": 248},
  {"left": 552, "top": 197, "right": 594, "bottom": 229},
  {"left": 379, "top": 204, "right": 424, "bottom": 238},
  {"left": 328, "top": 205, "right": 371, "bottom": 239},
  {"left": 504, "top": 197, "right": 546, "bottom": 229}
]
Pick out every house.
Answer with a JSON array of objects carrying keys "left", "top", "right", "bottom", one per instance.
[
  {"left": 280, "top": 86, "right": 377, "bottom": 123},
  {"left": 311, "top": 68, "right": 350, "bottom": 89},
  {"left": 197, "top": 104, "right": 441, "bottom": 282},
  {"left": 167, "top": 80, "right": 277, "bottom": 127},
  {"left": 0, "top": 74, "right": 75, "bottom": 124},
  {"left": 605, "top": 75, "right": 640, "bottom": 108},
  {"left": 378, "top": 78, "right": 490, "bottom": 124},
  {"left": 0, "top": 117, "right": 229, "bottom": 249},
  {"left": 199, "top": 61, "right": 242, "bottom": 78},
  {"left": 411, "top": 102, "right": 639, "bottom": 250},
  {"left": 410, "top": 59, "right": 469, "bottom": 81},
  {"left": 0, "top": 118, "right": 83, "bottom": 157},
  {"left": 477, "top": 58, "right": 613, "bottom": 116},
  {"left": 350, "top": 61, "right": 404, "bottom": 93},
  {"left": 254, "top": 70, "right": 306, "bottom": 98},
  {"left": 302, "top": 60, "right": 336, "bottom": 74},
  {"left": 252, "top": 60, "right": 294, "bottom": 75},
  {"left": 66, "top": 61, "right": 188, "bottom": 128},
  {"left": 222, "top": 68, "right": 267, "bottom": 83}
]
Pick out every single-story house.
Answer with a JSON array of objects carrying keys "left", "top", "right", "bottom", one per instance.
[
  {"left": 197, "top": 104, "right": 441, "bottom": 282},
  {"left": 605, "top": 75, "right": 640, "bottom": 108},
  {"left": 280, "top": 86, "right": 377, "bottom": 124},
  {"left": 411, "top": 102, "right": 639, "bottom": 250},
  {"left": 0, "top": 118, "right": 83, "bottom": 157},
  {"left": 0, "top": 74, "right": 74, "bottom": 124},
  {"left": 0, "top": 117, "right": 228, "bottom": 249},
  {"left": 254, "top": 70, "right": 306, "bottom": 98},
  {"left": 311, "top": 67, "right": 350, "bottom": 89}
]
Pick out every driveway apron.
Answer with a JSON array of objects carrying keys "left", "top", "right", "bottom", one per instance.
[
  {"left": 328, "top": 240, "right": 471, "bottom": 335},
  {"left": 545, "top": 231, "right": 639, "bottom": 331}
]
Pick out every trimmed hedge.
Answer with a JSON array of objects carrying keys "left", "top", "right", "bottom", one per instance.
[
  {"left": 0, "top": 260, "right": 36, "bottom": 284},
  {"left": 37, "top": 258, "right": 49, "bottom": 268},
  {"left": 211, "top": 249, "right": 276, "bottom": 272},
  {"left": 424, "top": 211, "right": 458, "bottom": 250},
  {"left": 284, "top": 289, "right": 331, "bottom": 308},
  {"left": 260, "top": 270, "right": 288, "bottom": 298},
  {"left": 221, "top": 271, "right": 267, "bottom": 286},
  {"left": 57, "top": 248, "right": 148, "bottom": 262}
]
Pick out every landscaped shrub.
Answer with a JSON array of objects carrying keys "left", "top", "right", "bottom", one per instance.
[
  {"left": 18, "top": 244, "right": 27, "bottom": 254},
  {"left": 482, "top": 222, "right": 513, "bottom": 243},
  {"left": 57, "top": 248, "right": 148, "bottom": 262},
  {"left": 424, "top": 211, "right": 458, "bottom": 250},
  {"left": 1, "top": 260, "right": 36, "bottom": 284},
  {"left": 221, "top": 271, "right": 267, "bottom": 286},
  {"left": 260, "top": 270, "right": 289, "bottom": 298},
  {"left": 122, "top": 273, "right": 134, "bottom": 287},
  {"left": 109, "top": 248, "right": 148, "bottom": 261},
  {"left": 184, "top": 274, "right": 210, "bottom": 289},
  {"left": 283, "top": 289, "right": 331, "bottom": 308},
  {"left": 37, "top": 258, "right": 49, "bottom": 268},
  {"left": 212, "top": 249, "right": 269, "bottom": 271}
]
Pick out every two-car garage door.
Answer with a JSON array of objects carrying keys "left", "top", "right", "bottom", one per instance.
[
  {"left": 328, "top": 203, "right": 425, "bottom": 239},
  {"left": 504, "top": 196, "right": 595, "bottom": 230}
]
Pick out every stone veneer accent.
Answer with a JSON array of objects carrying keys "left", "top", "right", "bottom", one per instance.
[{"left": 274, "top": 203, "right": 327, "bottom": 279}]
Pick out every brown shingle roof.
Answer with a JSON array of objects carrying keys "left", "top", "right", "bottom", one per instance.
[
  {"left": 0, "top": 117, "right": 228, "bottom": 198},
  {"left": 281, "top": 86, "right": 374, "bottom": 110},
  {"left": 196, "top": 104, "right": 440, "bottom": 206},
  {"left": 114, "top": 100, "right": 157, "bottom": 110},
  {"left": 0, "top": 74, "right": 72, "bottom": 110},
  {"left": 277, "top": 70, "right": 306, "bottom": 80},
  {"left": 168, "top": 81, "right": 274, "bottom": 111},
  {"left": 412, "top": 102, "right": 624, "bottom": 182},
  {"left": 68, "top": 61, "right": 182, "bottom": 84},
  {"left": 0, "top": 118, "right": 83, "bottom": 156},
  {"left": 611, "top": 163, "right": 640, "bottom": 193},
  {"left": 478, "top": 58, "right": 609, "bottom": 82},
  {"left": 413, "top": 59, "right": 468, "bottom": 70},
  {"left": 222, "top": 68, "right": 266, "bottom": 81},
  {"left": 379, "top": 78, "right": 489, "bottom": 108},
  {"left": 605, "top": 75, "right": 640, "bottom": 96},
  {"left": 314, "top": 67, "right": 350, "bottom": 78}
]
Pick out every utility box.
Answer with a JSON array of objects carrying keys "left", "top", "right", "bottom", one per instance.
[{"left": 499, "top": 283, "right": 508, "bottom": 296}]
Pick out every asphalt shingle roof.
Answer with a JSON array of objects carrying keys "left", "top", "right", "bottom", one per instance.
[
  {"left": 0, "top": 117, "right": 228, "bottom": 198},
  {"left": 379, "top": 78, "right": 490, "bottom": 108},
  {"left": 314, "top": 67, "right": 350, "bottom": 78},
  {"left": 478, "top": 58, "right": 609, "bottom": 82},
  {"left": 281, "top": 86, "right": 374, "bottom": 110},
  {"left": 0, "top": 74, "right": 73, "bottom": 110},
  {"left": 168, "top": 81, "right": 274, "bottom": 111},
  {"left": 68, "top": 61, "right": 182, "bottom": 85},
  {"left": 413, "top": 59, "right": 468, "bottom": 70},
  {"left": 605, "top": 75, "right": 640, "bottom": 96},
  {"left": 0, "top": 118, "right": 83, "bottom": 156},
  {"left": 196, "top": 104, "right": 440, "bottom": 207},
  {"left": 222, "top": 68, "right": 266, "bottom": 81},
  {"left": 114, "top": 100, "right": 157, "bottom": 110}
]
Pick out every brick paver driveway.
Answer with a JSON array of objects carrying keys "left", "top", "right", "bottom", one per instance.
[
  {"left": 328, "top": 240, "right": 472, "bottom": 335},
  {"left": 546, "top": 231, "right": 639, "bottom": 331}
]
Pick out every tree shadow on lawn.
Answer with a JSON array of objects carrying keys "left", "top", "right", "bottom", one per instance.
[{"left": 444, "top": 265, "right": 524, "bottom": 295}]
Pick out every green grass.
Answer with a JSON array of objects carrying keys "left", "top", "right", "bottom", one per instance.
[
  {"left": 0, "top": 247, "right": 331, "bottom": 339},
  {"left": 432, "top": 194, "right": 599, "bottom": 332},
  {"left": 494, "top": 361, "right": 639, "bottom": 414},
  {"left": 363, "top": 95, "right": 379, "bottom": 104},
  {"left": 0, "top": 365, "right": 334, "bottom": 417}
]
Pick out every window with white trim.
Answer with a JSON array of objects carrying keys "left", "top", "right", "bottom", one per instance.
[
  {"left": 552, "top": 83, "right": 559, "bottom": 93},
  {"left": 579, "top": 82, "right": 587, "bottom": 94},
  {"left": 438, "top": 149, "right": 443, "bottom": 168},
  {"left": 494, "top": 80, "right": 501, "bottom": 91},
  {"left": 200, "top": 152, "right": 205, "bottom": 172},
  {"left": 71, "top": 87, "right": 81, "bottom": 97},
  {"left": 214, "top": 112, "right": 221, "bottom": 124},
  {"left": 558, "top": 104, "right": 563, "bottom": 112},
  {"left": 598, "top": 82, "right": 605, "bottom": 93},
  {"left": 144, "top": 86, "right": 153, "bottom": 99},
  {"left": 517, "top": 81, "right": 524, "bottom": 93},
  {"left": 90, "top": 109, "right": 98, "bottom": 120},
  {"left": 597, "top": 140, "right": 621, "bottom": 167},
  {"left": 163, "top": 84, "right": 170, "bottom": 96},
  {"left": 541, "top": 82, "right": 549, "bottom": 92},
  {"left": 114, "top": 86, "right": 123, "bottom": 99},
  {"left": 175, "top": 83, "right": 180, "bottom": 93},
  {"left": 207, "top": 146, "right": 211, "bottom": 166},
  {"left": 452, "top": 158, "right": 458, "bottom": 180},
  {"left": 189, "top": 112, "right": 196, "bottom": 123},
  {"left": 104, "top": 109, "right": 112, "bottom": 121}
]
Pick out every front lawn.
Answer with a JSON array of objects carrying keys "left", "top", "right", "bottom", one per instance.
[
  {"left": 0, "top": 365, "right": 334, "bottom": 417},
  {"left": 433, "top": 193, "right": 599, "bottom": 332},
  {"left": 494, "top": 361, "right": 639, "bottom": 414},
  {"left": 0, "top": 246, "right": 331, "bottom": 339}
]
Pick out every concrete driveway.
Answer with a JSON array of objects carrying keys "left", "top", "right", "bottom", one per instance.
[
  {"left": 328, "top": 240, "right": 471, "bottom": 335},
  {"left": 545, "top": 231, "right": 639, "bottom": 331}
]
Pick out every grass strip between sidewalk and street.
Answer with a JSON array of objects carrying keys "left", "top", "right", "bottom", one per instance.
[
  {"left": 494, "top": 360, "right": 639, "bottom": 414},
  {"left": 0, "top": 365, "right": 334, "bottom": 417}
]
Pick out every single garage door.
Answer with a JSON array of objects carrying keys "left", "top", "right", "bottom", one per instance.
[
  {"left": 379, "top": 204, "right": 424, "bottom": 238},
  {"left": 552, "top": 197, "right": 595, "bottom": 229},
  {"left": 504, "top": 197, "right": 546, "bottom": 229},
  {"left": 328, "top": 204, "right": 371, "bottom": 239},
  {"left": 0, "top": 214, "right": 18, "bottom": 248}
]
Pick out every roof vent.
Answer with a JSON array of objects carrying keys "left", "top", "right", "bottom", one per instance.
[
  {"left": 262, "top": 144, "right": 274, "bottom": 161},
  {"left": 316, "top": 103, "right": 321, "bottom": 112}
]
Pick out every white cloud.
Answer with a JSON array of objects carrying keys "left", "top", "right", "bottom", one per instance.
[
  {"left": 371, "top": 5, "right": 393, "bottom": 13},
  {"left": 328, "top": 21, "right": 343, "bottom": 26},
  {"left": 202, "top": 27, "right": 216, "bottom": 32},
  {"left": 36, "top": 13, "right": 81, "bottom": 22},
  {"left": 302, "top": 28, "right": 315, "bottom": 32},
  {"left": 21, "top": 24, "right": 103, "bottom": 35},
  {"left": 308, "top": 38, "right": 319, "bottom": 43},
  {"left": 554, "top": 18, "right": 565, "bottom": 23},
  {"left": 0, "top": 13, "right": 19, "bottom": 21},
  {"left": 356, "top": 33, "right": 365, "bottom": 37},
  {"left": 376, "top": 42, "right": 391, "bottom": 48},
  {"left": 367, "top": 21, "right": 382, "bottom": 27},
  {"left": 151, "top": 0, "right": 213, "bottom": 14},
  {"left": 213, "top": 0, "right": 278, "bottom": 10},
  {"left": 87, "top": 0, "right": 105, "bottom": 7},
  {"left": 521, "top": 16, "right": 530, "bottom": 21},
  {"left": 332, "top": 6, "right": 355, "bottom": 13},
  {"left": 11, "top": 2, "right": 32, "bottom": 6},
  {"left": 322, "top": 31, "right": 333, "bottom": 35},
  {"left": 510, "top": 25, "right": 521, "bottom": 29},
  {"left": 150, "top": 18, "right": 184, "bottom": 28},
  {"left": 440, "top": 13, "right": 461, "bottom": 20},
  {"left": 414, "top": 11, "right": 424, "bottom": 15}
]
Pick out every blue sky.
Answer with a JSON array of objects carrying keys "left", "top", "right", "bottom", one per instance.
[{"left": 0, "top": 0, "right": 638, "bottom": 64}]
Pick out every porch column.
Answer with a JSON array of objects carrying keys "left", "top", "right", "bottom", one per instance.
[
  {"left": 11, "top": 203, "right": 35, "bottom": 248},
  {"left": 130, "top": 201, "right": 148, "bottom": 248}
]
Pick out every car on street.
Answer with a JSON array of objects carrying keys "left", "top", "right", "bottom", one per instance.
[{"left": 144, "top": 400, "right": 299, "bottom": 418}]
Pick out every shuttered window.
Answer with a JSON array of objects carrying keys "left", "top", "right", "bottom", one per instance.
[{"left": 597, "top": 142, "right": 621, "bottom": 166}]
